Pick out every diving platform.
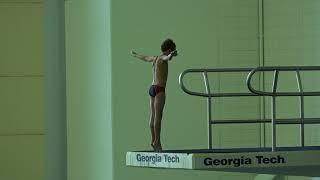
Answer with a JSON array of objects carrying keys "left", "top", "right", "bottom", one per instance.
[
  {"left": 127, "top": 66, "right": 320, "bottom": 176},
  {"left": 126, "top": 146, "right": 320, "bottom": 177}
]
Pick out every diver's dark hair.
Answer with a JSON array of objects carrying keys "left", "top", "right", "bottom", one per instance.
[{"left": 161, "top": 39, "right": 176, "bottom": 52}]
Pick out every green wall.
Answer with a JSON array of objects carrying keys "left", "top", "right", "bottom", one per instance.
[
  {"left": 260, "top": 2, "right": 320, "bottom": 178},
  {"left": 0, "top": 1, "right": 44, "bottom": 180},
  {"left": 263, "top": 0, "right": 320, "bottom": 150},
  {"left": 65, "top": 0, "right": 113, "bottom": 180},
  {"left": 111, "top": 0, "right": 320, "bottom": 180},
  {"left": 111, "top": 0, "right": 259, "bottom": 180}
]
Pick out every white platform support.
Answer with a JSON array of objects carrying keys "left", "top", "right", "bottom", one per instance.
[{"left": 126, "top": 147, "right": 320, "bottom": 177}]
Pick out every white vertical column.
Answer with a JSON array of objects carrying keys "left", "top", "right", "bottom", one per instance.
[{"left": 44, "top": 0, "right": 67, "bottom": 180}]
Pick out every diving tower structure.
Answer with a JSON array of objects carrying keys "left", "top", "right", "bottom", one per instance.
[{"left": 126, "top": 66, "right": 320, "bottom": 177}]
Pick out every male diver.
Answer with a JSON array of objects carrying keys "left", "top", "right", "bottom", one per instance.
[{"left": 131, "top": 39, "right": 178, "bottom": 152}]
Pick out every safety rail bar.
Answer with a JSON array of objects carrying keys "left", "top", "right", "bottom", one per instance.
[
  {"left": 179, "top": 68, "right": 258, "bottom": 97},
  {"left": 247, "top": 66, "right": 320, "bottom": 96},
  {"left": 179, "top": 66, "right": 320, "bottom": 151}
]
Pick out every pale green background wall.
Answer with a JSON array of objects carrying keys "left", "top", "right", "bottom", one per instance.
[
  {"left": 0, "top": 0, "right": 45, "bottom": 180},
  {"left": 263, "top": 0, "right": 320, "bottom": 150},
  {"left": 111, "top": 0, "right": 320, "bottom": 180},
  {"left": 112, "top": 0, "right": 259, "bottom": 180},
  {"left": 261, "top": 1, "right": 320, "bottom": 179}
]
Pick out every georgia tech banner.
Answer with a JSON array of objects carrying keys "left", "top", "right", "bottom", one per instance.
[
  {"left": 126, "top": 152, "right": 192, "bottom": 169},
  {"left": 193, "top": 150, "right": 320, "bottom": 169},
  {"left": 126, "top": 150, "right": 320, "bottom": 170}
]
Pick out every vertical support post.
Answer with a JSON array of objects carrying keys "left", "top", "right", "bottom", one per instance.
[
  {"left": 296, "top": 71, "right": 305, "bottom": 147},
  {"left": 44, "top": 0, "right": 67, "bottom": 179},
  {"left": 258, "top": 0, "right": 266, "bottom": 148},
  {"left": 271, "top": 70, "right": 279, "bottom": 152},
  {"left": 258, "top": 0, "right": 265, "bottom": 65},
  {"left": 203, "top": 72, "right": 212, "bottom": 149}
]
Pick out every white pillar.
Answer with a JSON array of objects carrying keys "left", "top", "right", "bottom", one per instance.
[{"left": 44, "top": 0, "right": 67, "bottom": 180}]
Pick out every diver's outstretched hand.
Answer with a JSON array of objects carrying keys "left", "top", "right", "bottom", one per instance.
[{"left": 131, "top": 50, "right": 137, "bottom": 56}]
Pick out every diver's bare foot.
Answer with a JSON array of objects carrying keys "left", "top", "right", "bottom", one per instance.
[
  {"left": 151, "top": 143, "right": 156, "bottom": 151},
  {"left": 153, "top": 143, "right": 162, "bottom": 152}
]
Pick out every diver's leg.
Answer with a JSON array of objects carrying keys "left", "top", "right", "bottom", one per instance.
[
  {"left": 153, "top": 92, "right": 166, "bottom": 152},
  {"left": 149, "top": 96, "right": 155, "bottom": 150}
]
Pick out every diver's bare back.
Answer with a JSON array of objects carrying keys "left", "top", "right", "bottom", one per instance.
[{"left": 153, "top": 55, "right": 168, "bottom": 87}]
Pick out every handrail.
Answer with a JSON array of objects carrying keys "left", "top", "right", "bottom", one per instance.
[
  {"left": 178, "top": 66, "right": 320, "bottom": 151},
  {"left": 246, "top": 66, "right": 320, "bottom": 150},
  {"left": 179, "top": 68, "right": 257, "bottom": 97},
  {"left": 179, "top": 67, "right": 258, "bottom": 149},
  {"left": 246, "top": 66, "right": 320, "bottom": 96}
]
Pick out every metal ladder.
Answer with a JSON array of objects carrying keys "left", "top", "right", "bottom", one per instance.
[{"left": 179, "top": 66, "right": 320, "bottom": 151}]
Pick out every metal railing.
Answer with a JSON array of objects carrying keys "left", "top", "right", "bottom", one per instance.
[{"left": 179, "top": 66, "right": 320, "bottom": 151}]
